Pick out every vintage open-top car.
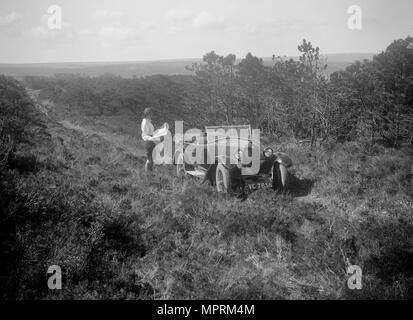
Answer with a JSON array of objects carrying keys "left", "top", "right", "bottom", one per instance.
[{"left": 174, "top": 125, "right": 293, "bottom": 195}]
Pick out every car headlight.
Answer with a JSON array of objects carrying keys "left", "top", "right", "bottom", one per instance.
[{"left": 264, "top": 147, "right": 273, "bottom": 158}]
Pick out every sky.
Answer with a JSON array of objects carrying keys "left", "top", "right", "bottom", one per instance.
[{"left": 0, "top": 0, "right": 412, "bottom": 63}]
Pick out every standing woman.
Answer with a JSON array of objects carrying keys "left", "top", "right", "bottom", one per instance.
[{"left": 141, "top": 108, "right": 156, "bottom": 173}]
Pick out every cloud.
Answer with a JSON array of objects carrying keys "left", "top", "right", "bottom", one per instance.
[
  {"left": 27, "top": 24, "right": 75, "bottom": 42},
  {"left": 92, "top": 10, "right": 152, "bottom": 47},
  {"left": 0, "top": 12, "right": 23, "bottom": 36},
  {"left": 164, "top": 8, "right": 194, "bottom": 34},
  {"left": 77, "top": 28, "right": 95, "bottom": 36},
  {"left": 242, "top": 24, "right": 258, "bottom": 35},
  {"left": 163, "top": 9, "right": 227, "bottom": 33},
  {"left": 25, "top": 11, "right": 145, "bottom": 48},
  {"left": 98, "top": 25, "right": 141, "bottom": 48},
  {"left": 164, "top": 8, "right": 193, "bottom": 23},
  {"left": 236, "top": 17, "right": 329, "bottom": 39},
  {"left": 0, "top": 12, "right": 21, "bottom": 27},
  {"left": 93, "top": 10, "right": 125, "bottom": 22},
  {"left": 192, "top": 11, "right": 226, "bottom": 29},
  {"left": 26, "top": 15, "right": 75, "bottom": 43}
]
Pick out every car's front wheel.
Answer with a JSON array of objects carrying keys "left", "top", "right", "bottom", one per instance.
[{"left": 216, "top": 163, "right": 231, "bottom": 193}]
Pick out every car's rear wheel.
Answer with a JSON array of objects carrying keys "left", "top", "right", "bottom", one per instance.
[
  {"left": 216, "top": 163, "right": 231, "bottom": 193},
  {"left": 272, "top": 161, "right": 288, "bottom": 193},
  {"left": 176, "top": 153, "right": 186, "bottom": 177}
]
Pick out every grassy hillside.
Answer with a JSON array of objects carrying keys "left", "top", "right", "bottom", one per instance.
[{"left": 1, "top": 75, "right": 412, "bottom": 299}]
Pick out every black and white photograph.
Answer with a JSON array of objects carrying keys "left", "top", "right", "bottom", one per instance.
[{"left": 0, "top": 0, "right": 412, "bottom": 305}]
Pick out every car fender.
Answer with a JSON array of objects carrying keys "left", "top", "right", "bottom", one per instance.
[{"left": 275, "top": 152, "right": 293, "bottom": 168}]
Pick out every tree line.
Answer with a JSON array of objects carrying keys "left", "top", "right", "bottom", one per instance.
[{"left": 23, "top": 36, "right": 413, "bottom": 148}]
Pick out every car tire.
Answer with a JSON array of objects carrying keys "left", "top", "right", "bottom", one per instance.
[
  {"left": 216, "top": 163, "right": 231, "bottom": 193},
  {"left": 272, "top": 162, "right": 288, "bottom": 193},
  {"left": 176, "top": 153, "right": 186, "bottom": 177}
]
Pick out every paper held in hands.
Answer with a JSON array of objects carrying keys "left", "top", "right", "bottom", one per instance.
[{"left": 152, "top": 123, "right": 169, "bottom": 141}]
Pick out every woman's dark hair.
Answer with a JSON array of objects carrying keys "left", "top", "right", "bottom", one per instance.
[{"left": 143, "top": 107, "right": 152, "bottom": 117}]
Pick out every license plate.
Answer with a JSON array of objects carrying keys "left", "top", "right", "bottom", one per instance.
[{"left": 247, "top": 182, "right": 271, "bottom": 190}]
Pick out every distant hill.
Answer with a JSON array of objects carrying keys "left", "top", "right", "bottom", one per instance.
[{"left": 0, "top": 53, "right": 375, "bottom": 79}]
